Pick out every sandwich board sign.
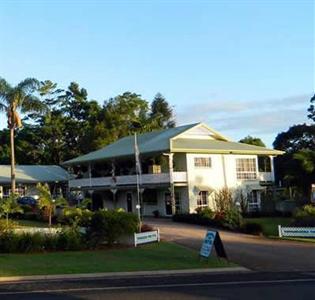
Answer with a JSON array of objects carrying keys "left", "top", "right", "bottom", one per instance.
[{"left": 200, "top": 230, "right": 227, "bottom": 259}]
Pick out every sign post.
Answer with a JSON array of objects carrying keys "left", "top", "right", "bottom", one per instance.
[{"left": 200, "top": 230, "right": 227, "bottom": 259}]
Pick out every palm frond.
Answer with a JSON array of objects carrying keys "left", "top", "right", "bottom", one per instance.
[
  {"left": 16, "top": 78, "right": 39, "bottom": 94},
  {"left": 0, "top": 102, "right": 7, "bottom": 112},
  {"left": 0, "top": 77, "right": 12, "bottom": 105},
  {"left": 20, "top": 95, "right": 48, "bottom": 114}
]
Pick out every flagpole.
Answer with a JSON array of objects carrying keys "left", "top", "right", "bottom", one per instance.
[{"left": 134, "top": 133, "right": 142, "bottom": 232}]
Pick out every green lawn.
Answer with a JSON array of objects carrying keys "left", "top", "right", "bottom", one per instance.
[
  {"left": 244, "top": 217, "right": 292, "bottom": 236},
  {"left": 14, "top": 219, "right": 53, "bottom": 228},
  {"left": 0, "top": 242, "right": 234, "bottom": 277}
]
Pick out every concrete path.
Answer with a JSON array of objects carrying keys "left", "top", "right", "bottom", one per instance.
[{"left": 146, "top": 218, "right": 315, "bottom": 272}]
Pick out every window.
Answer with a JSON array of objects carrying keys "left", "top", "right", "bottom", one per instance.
[
  {"left": 194, "top": 157, "right": 211, "bottom": 168},
  {"left": 197, "top": 191, "right": 208, "bottom": 208},
  {"left": 258, "top": 156, "right": 271, "bottom": 172},
  {"left": 236, "top": 158, "right": 257, "bottom": 180},
  {"left": 248, "top": 191, "right": 260, "bottom": 212}
]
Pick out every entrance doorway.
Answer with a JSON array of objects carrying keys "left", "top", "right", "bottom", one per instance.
[
  {"left": 127, "top": 192, "right": 133, "bottom": 212},
  {"left": 92, "top": 192, "right": 103, "bottom": 210},
  {"left": 165, "top": 192, "right": 172, "bottom": 215}
]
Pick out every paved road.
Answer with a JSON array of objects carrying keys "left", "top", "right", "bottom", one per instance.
[
  {"left": 1, "top": 271, "right": 315, "bottom": 299},
  {"left": 146, "top": 218, "right": 315, "bottom": 272}
]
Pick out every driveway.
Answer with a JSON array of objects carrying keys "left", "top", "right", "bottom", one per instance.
[{"left": 146, "top": 218, "right": 315, "bottom": 272}]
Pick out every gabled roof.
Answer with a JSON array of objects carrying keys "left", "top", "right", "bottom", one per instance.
[
  {"left": 63, "top": 122, "right": 284, "bottom": 166},
  {"left": 171, "top": 139, "right": 284, "bottom": 155},
  {"left": 63, "top": 123, "right": 199, "bottom": 165},
  {"left": 0, "top": 165, "right": 70, "bottom": 184}
]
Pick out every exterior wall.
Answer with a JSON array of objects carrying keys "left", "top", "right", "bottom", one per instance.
[
  {"left": 185, "top": 153, "right": 270, "bottom": 213},
  {"left": 98, "top": 186, "right": 190, "bottom": 217}
]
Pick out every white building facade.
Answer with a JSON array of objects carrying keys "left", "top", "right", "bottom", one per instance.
[{"left": 64, "top": 123, "right": 283, "bottom": 216}]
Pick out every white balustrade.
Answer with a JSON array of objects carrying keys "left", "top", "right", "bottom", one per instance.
[{"left": 69, "top": 172, "right": 187, "bottom": 188}]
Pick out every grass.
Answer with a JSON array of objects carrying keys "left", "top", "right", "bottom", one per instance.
[
  {"left": 244, "top": 217, "right": 292, "bottom": 236},
  {"left": 270, "top": 236, "right": 315, "bottom": 243},
  {"left": 0, "top": 242, "right": 234, "bottom": 277},
  {"left": 14, "top": 219, "right": 53, "bottom": 228}
]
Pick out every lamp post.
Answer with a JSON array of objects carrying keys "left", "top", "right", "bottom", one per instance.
[{"left": 163, "top": 153, "right": 175, "bottom": 215}]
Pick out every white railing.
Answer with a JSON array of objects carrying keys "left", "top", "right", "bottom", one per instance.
[
  {"left": 69, "top": 172, "right": 187, "bottom": 188},
  {"left": 259, "top": 172, "right": 274, "bottom": 182}
]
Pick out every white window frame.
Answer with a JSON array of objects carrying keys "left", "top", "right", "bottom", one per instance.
[
  {"left": 194, "top": 157, "right": 211, "bottom": 168},
  {"left": 197, "top": 191, "right": 208, "bottom": 208},
  {"left": 236, "top": 158, "right": 257, "bottom": 180}
]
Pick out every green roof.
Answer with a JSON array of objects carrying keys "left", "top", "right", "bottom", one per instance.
[
  {"left": 171, "top": 139, "right": 284, "bottom": 155},
  {"left": 63, "top": 122, "right": 283, "bottom": 165},
  {"left": 63, "top": 123, "right": 199, "bottom": 165},
  {"left": 0, "top": 165, "right": 70, "bottom": 184}
]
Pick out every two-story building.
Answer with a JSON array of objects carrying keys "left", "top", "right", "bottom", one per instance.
[{"left": 63, "top": 123, "right": 283, "bottom": 216}]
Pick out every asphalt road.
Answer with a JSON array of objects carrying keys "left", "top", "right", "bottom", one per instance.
[
  {"left": 1, "top": 271, "right": 315, "bottom": 299},
  {"left": 146, "top": 218, "right": 315, "bottom": 271}
]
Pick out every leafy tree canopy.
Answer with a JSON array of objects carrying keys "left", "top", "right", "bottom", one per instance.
[{"left": 239, "top": 135, "right": 266, "bottom": 147}]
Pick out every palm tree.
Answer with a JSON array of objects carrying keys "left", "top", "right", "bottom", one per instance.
[
  {"left": 0, "top": 77, "right": 45, "bottom": 194},
  {"left": 37, "top": 183, "right": 67, "bottom": 226}
]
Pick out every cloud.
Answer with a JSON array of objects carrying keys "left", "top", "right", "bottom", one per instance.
[{"left": 176, "top": 93, "right": 311, "bottom": 132}]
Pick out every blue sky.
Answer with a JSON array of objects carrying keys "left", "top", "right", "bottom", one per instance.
[{"left": 0, "top": 0, "right": 313, "bottom": 147}]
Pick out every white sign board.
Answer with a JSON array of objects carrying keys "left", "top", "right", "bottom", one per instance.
[
  {"left": 134, "top": 230, "right": 160, "bottom": 247},
  {"left": 200, "top": 231, "right": 216, "bottom": 258},
  {"left": 278, "top": 225, "right": 315, "bottom": 238}
]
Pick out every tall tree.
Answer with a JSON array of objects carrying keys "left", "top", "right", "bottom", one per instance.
[
  {"left": 273, "top": 124, "right": 315, "bottom": 200},
  {"left": 0, "top": 78, "right": 45, "bottom": 193},
  {"left": 307, "top": 94, "right": 315, "bottom": 122},
  {"left": 239, "top": 135, "right": 266, "bottom": 147},
  {"left": 150, "top": 93, "right": 175, "bottom": 129}
]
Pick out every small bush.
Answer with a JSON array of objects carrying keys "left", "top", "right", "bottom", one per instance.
[
  {"left": 172, "top": 213, "right": 219, "bottom": 227},
  {"left": 87, "top": 210, "right": 139, "bottom": 247},
  {"left": 241, "top": 222, "right": 263, "bottom": 235},
  {"left": 17, "top": 232, "right": 44, "bottom": 253},
  {"left": 56, "top": 227, "right": 84, "bottom": 251},
  {"left": 59, "top": 207, "right": 93, "bottom": 227},
  {"left": 0, "top": 219, "right": 16, "bottom": 234},
  {"left": 0, "top": 232, "right": 18, "bottom": 253},
  {"left": 195, "top": 207, "right": 214, "bottom": 219},
  {"left": 222, "top": 206, "right": 243, "bottom": 230},
  {"left": 293, "top": 205, "right": 315, "bottom": 226}
]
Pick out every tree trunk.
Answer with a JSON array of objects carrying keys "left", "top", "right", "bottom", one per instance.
[
  {"left": 10, "top": 127, "right": 16, "bottom": 195},
  {"left": 48, "top": 207, "right": 52, "bottom": 227}
]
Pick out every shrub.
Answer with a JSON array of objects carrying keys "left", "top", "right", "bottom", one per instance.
[
  {"left": 17, "top": 232, "right": 44, "bottom": 253},
  {"left": 214, "top": 188, "right": 234, "bottom": 213},
  {"left": 87, "top": 210, "right": 139, "bottom": 247},
  {"left": 293, "top": 205, "right": 315, "bottom": 226},
  {"left": 172, "top": 213, "right": 219, "bottom": 227},
  {"left": 59, "top": 207, "right": 93, "bottom": 227},
  {"left": 0, "top": 232, "right": 18, "bottom": 253},
  {"left": 195, "top": 207, "right": 214, "bottom": 219},
  {"left": 56, "top": 227, "right": 84, "bottom": 251},
  {"left": 241, "top": 222, "right": 263, "bottom": 235},
  {"left": 222, "top": 206, "right": 243, "bottom": 230},
  {"left": 43, "top": 234, "right": 58, "bottom": 251},
  {"left": 0, "top": 219, "right": 16, "bottom": 234}
]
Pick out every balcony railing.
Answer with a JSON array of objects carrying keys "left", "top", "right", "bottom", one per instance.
[{"left": 69, "top": 172, "right": 188, "bottom": 189}]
